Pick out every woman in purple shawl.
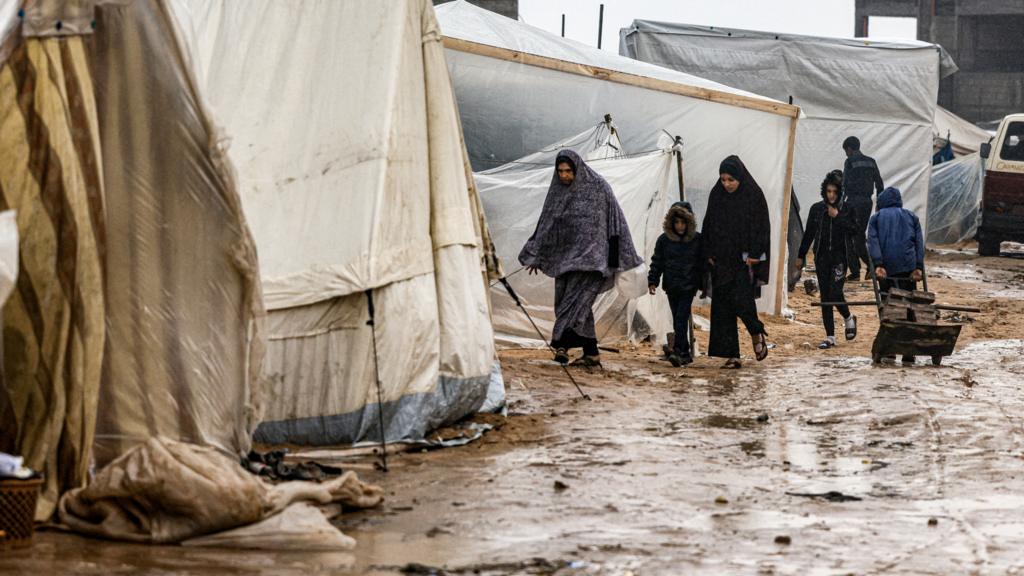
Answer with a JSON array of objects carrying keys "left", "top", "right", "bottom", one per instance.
[
  {"left": 519, "top": 150, "right": 642, "bottom": 367},
  {"left": 702, "top": 155, "right": 771, "bottom": 369}
]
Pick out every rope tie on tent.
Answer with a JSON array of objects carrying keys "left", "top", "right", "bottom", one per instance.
[
  {"left": 365, "top": 289, "right": 389, "bottom": 472},
  {"left": 498, "top": 277, "right": 591, "bottom": 401}
]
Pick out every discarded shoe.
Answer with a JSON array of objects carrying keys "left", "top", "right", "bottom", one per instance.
[{"left": 553, "top": 348, "right": 569, "bottom": 364}]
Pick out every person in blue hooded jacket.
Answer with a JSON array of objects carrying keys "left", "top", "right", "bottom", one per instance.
[{"left": 867, "top": 186, "right": 925, "bottom": 363}]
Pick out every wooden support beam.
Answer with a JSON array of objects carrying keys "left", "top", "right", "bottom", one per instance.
[{"left": 442, "top": 36, "right": 801, "bottom": 119}]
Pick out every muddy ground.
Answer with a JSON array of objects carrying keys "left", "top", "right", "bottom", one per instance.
[{"left": 6, "top": 244, "right": 1024, "bottom": 575}]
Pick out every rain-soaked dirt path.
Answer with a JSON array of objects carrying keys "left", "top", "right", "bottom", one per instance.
[{"left": 6, "top": 248, "right": 1024, "bottom": 575}]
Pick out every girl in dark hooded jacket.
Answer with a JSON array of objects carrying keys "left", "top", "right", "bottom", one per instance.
[
  {"left": 648, "top": 201, "right": 703, "bottom": 366},
  {"left": 796, "top": 170, "right": 860, "bottom": 349}
]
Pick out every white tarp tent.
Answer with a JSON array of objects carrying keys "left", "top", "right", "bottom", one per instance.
[
  {"left": 436, "top": 1, "right": 799, "bottom": 315},
  {"left": 169, "top": 0, "right": 501, "bottom": 445},
  {"left": 478, "top": 126, "right": 675, "bottom": 347},
  {"left": 621, "top": 21, "right": 958, "bottom": 232},
  {"left": 933, "top": 106, "right": 992, "bottom": 156},
  {"left": 927, "top": 153, "right": 984, "bottom": 245}
]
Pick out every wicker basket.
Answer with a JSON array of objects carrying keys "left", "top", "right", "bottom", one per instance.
[{"left": 0, "top": 477, "right": 43, "bottom": 549}]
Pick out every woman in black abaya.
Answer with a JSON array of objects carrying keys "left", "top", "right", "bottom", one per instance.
[{"left": 701, "top": 156, "right": 771, "bottom": 369}]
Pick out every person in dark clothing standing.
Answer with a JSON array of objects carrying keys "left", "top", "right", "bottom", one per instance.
[
  {"left": 842, "top": 136, "right": 884, "bottom": 281},
  {"left": 648, "top": 202, "right": 703, "bottom": 367},
  {"left": 702, "top": 156, "right": 770, "bottom": 369},
  {"left": 868, "top": 186, "right": 925, "bottom": 365},
  {"left": 796, "top": 170, "right": 859, "bottom": 349}
]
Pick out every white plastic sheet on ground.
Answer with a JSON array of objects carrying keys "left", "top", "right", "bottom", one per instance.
[
  {"left": 927, "top": 153, "right": 984, "bottom": 245},
  {"left": 620, "top": 21, "right": 957, "bottom": 231},
  {"left": 437, "top": 1, "right": 795, "bottom": 315}
]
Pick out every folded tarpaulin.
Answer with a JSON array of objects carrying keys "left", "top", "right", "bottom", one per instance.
[{"left": 58, "top": 437, "right": 383, "bottom": 549}]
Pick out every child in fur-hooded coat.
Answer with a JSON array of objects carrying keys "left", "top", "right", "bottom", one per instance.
[{"left": 648, "top": 202, "right": 704, "bottom": 365}]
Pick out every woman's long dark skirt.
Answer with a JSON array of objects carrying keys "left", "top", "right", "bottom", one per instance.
[
  {"left": 708, "top": 269, "right": 765, "bottom": 359},
  {"left": 551, "top": 271, "right": 606, "bottom": 355}
]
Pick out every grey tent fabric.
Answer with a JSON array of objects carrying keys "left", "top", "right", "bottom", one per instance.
[{"left": 621, "top": 20, "right": 956, "bottom": 233}]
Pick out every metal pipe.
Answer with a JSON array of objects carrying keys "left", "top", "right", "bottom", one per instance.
[
  {"left": 811, "top": 301, "right": 981, "bottom": 313},
  {"left": 811, "top": 301, "right": 879, "bottom": 307},
  {"left": 561, "top": 13, "right": 565, "bottom": 37},
  {"left": 674, "top": 136, "right": 684, "bottom": 202},
  {"left": 597, "top": 4, "right": 604, "bottom": 49}
]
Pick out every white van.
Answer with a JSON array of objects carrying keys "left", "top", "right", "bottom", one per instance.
[{"left": 978, "top": 114, "right": 1024, "bottom": 256}]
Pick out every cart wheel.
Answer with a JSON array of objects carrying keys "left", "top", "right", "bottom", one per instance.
[{"left": 931, "top": 355, "right": 942, "bottom": 366}]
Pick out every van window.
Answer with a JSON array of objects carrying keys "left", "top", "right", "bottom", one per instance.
[{"left": 1000, "top": 121, "right": 1024, "bottom": 161}]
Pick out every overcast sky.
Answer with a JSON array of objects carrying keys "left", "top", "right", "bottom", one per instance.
[{"left": 518, "top": 0, "right": 919, "bottom": 50}]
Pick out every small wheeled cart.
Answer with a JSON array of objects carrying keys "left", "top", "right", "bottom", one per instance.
[
  {"left": 812, "top": 261, "right": 980, "bottom": 366},
  {"left": 869, "top": 287, "right": 962, "bottom": 365}
]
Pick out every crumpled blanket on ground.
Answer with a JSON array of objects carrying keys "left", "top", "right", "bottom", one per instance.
[{"left": 57, "top": 437, "right": 383, "bottom": 549}]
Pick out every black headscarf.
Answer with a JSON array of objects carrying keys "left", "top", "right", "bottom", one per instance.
[{"left": 701, "top": 155, "right": 771, "bottom": 286}]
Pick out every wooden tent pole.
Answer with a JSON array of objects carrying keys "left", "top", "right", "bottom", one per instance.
[{"left": 774, "top": 115, "right": 799, "bottom": 315}]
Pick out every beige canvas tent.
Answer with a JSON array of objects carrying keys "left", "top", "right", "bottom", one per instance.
[
  {"left": 0, "top": 0, "right": 264, "bottom": 518},
  {"left": 168, "top": 0, "right": 502, "bottom": 446},
  {"left": 2, "top": 0, "right": 501, "bottom": 520}
]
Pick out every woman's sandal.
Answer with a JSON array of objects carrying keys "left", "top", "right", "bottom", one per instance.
[
  {"left": 553, "top": 348, "right": 570, "bottom": 365},
  {"left": 722, "top": 358, "right": 742, "bottom": 369},
  {"left": 753, "top": 332, "right": 769, "bottom": 362}
]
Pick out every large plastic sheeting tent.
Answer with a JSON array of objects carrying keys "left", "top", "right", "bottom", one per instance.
[
  {"left": 621, "top": 21, "right": 958, "bottom": 232},
  {"left": 933, "top": 106, "right": 992, "bottom": 156},
  {"left": 436, "top": 1, "right": 799, "bottom": 315},
  {"left": 0, "top": 0, "right": 264, "bottom": 519},
  {"left": 927, "top": 153, "right": 984, "bottom": 245},
  {"left": 168, "top": 0, "right": 501, "bottom": 446},
  {"left": 478, "top": 128, "right": 676, "bottom": 347}
]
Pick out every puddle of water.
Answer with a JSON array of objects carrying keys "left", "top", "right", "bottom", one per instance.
[{"left": 603, "top": 362, "right": 670, "bottom": 384}]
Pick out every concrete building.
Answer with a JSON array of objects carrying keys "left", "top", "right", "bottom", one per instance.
[
  {"left": 855, "top": 0, "right": 1024, "bottom": 123},
  {"left": 434, "top": 0, "right": 517, "bottom": 20}
]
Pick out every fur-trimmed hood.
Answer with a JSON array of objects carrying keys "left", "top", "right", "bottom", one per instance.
[{"left": 663, "top": 204, "right": 697, "bottom": 242}]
